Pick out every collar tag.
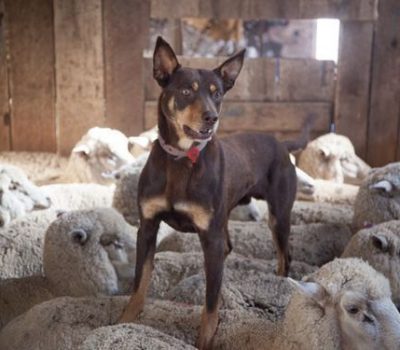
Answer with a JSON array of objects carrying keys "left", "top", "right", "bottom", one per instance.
[{"left": 186, "top": 147, "right": 200, "bottom": 164}]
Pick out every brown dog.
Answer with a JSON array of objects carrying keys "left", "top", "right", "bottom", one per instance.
[{"left": 119, "top": 37, "right": 300, "bottom": 349}]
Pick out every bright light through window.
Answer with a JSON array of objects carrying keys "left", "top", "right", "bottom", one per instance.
[{"left": 315, "top": 19, "right": 340, "bottom": 62}]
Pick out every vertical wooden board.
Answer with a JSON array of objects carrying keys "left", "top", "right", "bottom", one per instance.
[
  {"left": 335, "top": 21, "right": 374, "bottom": 160},
  {"left": 54, "top": 0, "right": 105, "bottom": 155},
  {"left": 103, "top": 0, "right": 150, "bottom": 136},
  {"left": 5, "top": 0, "right": 56, "bottom": 152},
  {"left": 0, "top": 0, "right": 10, "bottom": 150},
  {"left": 367, "top": 0, "right": 400, "bottom": 166},
  {"left": 151, "top": 0, "right": 199, "bottom": 19}
]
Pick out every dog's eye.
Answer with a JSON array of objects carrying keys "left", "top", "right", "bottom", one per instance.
[{"left": 181, "top": 88, "right": 191, "bottom": 96}]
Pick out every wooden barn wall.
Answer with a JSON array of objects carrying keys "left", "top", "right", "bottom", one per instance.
[{"left": 0, "top": 0, "right": 399, "bottom": 167}]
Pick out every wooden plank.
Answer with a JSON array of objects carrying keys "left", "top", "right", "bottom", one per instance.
[
  {"left": 144, "top": 57, "right": 335, "bottom": 102},
  {"left": 103, "top": 0, "right": 150, "bottom": 136},
  {"left": 367, "top": 0, "right": 400, "bottom": 166},
  {"left": 334, "top": 21, "right": 374, "bottom": 159},
  {"left": 145, "top": 101, "right": 331, "bottom": 132},
  {"left": 151, "top": 0, "right": 377, "bottom": 20},
  {"left": 54, "top": 0, "right": 105, "bottom": 155},
  {"left": 0, "top": 0, "right": 10, "bottom": 151},
  {"left": 5, "top": 0, "right": 56, "bottom": 152},
  {"left": 299, "top": 0, "right": 378, "bottom": 21}
]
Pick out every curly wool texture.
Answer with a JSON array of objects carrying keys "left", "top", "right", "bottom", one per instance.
[
  {"left": 0, "top": 209, "right": 58, "bottom": 279},
  {"left": 353, "top": 162, "right": 400, "bottom": 230},
  {"left": 342, "top": 220, "right": 400, "bottom": 305}
]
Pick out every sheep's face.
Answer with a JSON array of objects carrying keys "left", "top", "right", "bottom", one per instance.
[
  {"left": 71, "top": 127, "right": 136, "bottom": 184},
  {"left": 300, "top": 133, "right": 370, "bottom": 184},
  {"left": 289, "top": 259, "right": 400, "bottom": 350},
  {"left": 357, "top": 226, "right": 400, "bottom": 306},
  {"left": 43, "top": 208, "right": 137, "bottom": 297},
  {"left": 0, "top": 165, "right": 51, "bottom": 227},
  {"left": 368, "top": 165, "right": 400, "bottom": 208}
]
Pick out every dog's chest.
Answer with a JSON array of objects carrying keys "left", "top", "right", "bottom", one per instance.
[{"left": 140, "top": 163, "right": 214, "bottom": 232}]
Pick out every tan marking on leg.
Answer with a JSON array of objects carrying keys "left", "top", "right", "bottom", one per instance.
[
  {"left": 192, "top": 81, "right": 199, "bottom": 91},
  {"left": 197, "top": 306, "right": 219, "bottom": 350},
  {"left": 174, "top": 202, "right": 212, "bottom": 231},
  {"left": 209, "top": 84, "right": 216, "bottom": 93},
  {"left": 118, "top": 259, "right": 153, "bottom": 323},
  {"left": 269, "top": 213, "right": 288, "bottom": 276},
  {"left": 141, "top": 196, "right": 168, "bottom": 219}
]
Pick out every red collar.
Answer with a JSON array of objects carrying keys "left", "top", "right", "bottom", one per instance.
[{"left": 158, "top": 134, "right": 209, "bottom": 164}]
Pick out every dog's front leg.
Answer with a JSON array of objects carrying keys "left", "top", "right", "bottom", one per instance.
[
  {"left": 118, "top": 218, "right": 160, "bottom": 323},
  {"left": 197, "top": 231, "right": 225, "bottom": 350}
]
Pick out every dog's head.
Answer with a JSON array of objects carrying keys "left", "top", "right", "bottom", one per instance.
[{"left": 153, "top": 36, "right": 245, "bottom": 150}]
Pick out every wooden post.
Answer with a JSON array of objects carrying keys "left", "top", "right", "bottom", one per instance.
[
  {"left": 0, "top": 0, "right": 10, "bottom": 151},
  {"left": 5, "top": 0, "right": 56, "bottom": 152},
  {"left": 367, "top": 0, "right": 400, "bottom": 166},
  {"left": 335, "top": 21, "right": 374, "bottom": 159},
  {"left": 54, "top": 0, "right": 105, "bottom": 155},
  {"left": 103, "top": 0, "right": 150, "bottom": 135}
]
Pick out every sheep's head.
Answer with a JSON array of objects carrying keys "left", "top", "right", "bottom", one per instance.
[
  {"left": 71, "top": 127, "right": 137, "bottom": 184},
  {"left": 284, "top": 258, "right": 400, "bottom": 350},
  {"left": 367, "top": 163, "right": 400, "bottom": 205},
  {"left": 0, "top": 165, "right": 51, "bottom": 227},
  {"left": 342, "top": 221, "right": 400, "bottom": 307},
  {"left": 298, "top": 133, "right": 370, "bottom": 185},
  {"left": 43, "top": 208, "right": 137, "bottom": 297}
]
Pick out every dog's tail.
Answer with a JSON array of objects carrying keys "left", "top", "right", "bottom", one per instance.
[{"left": 282, "top": 114, "right": 316, "bottom": 152}]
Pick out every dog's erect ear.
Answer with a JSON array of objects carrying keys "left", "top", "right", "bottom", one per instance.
[
  {"left": 214, "top": 49, "right": 245, "bottom": 92},
  {"left": 153, "top": 36, "right": 180, "bottom": 87}
]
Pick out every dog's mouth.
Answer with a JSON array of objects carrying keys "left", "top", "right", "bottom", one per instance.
[{"left": 183, "top": 125, "right": 213, "bottom": 140}]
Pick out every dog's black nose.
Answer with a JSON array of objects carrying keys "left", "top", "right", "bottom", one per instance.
[{"left": 203, "top": 112, "right": 218, "bottom": 124}]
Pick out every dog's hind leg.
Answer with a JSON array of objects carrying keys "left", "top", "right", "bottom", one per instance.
[
  {"left": 223, "top": 224, "right": 232, "bottom": 258},
  {"left": 266, "top": 166, "right": 297, "bottom": 277},
  {"left": 118, "top": 218, "right": 160, "bottom": 323},
  {"left": 197, "top": 231, "right": 225, "bottom": 350}
]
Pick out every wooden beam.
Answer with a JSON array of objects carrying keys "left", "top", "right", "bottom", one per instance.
[
  {"left": 144, "top": 57, "right": 335, "bottom": 102},
  {"left": 54, "top": 0, "right": 105, "bottom": 155},
  {"left": 5, "top": 0, "right": 56, "bottom": 152},
  {"left": 335, "top": 21, "right": 374, "bottom": 159},
  {"left": 151, "top": 0, "right": 378, "bottom": 20},
  {"left": 103, "top": 0, "right": 150, "bottom": 135},
  {"left": 0, "top": 0, "right": 10, "bottom": 151},
  {"left": 145, "top": 101, "right": 331, "bottom": 132},
  {"left": 367, "top": 0, "right": 400, "bottom": 166}
]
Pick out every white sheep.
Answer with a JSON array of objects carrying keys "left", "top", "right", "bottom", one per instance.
[
  {"left": 342, "top": 220, "right": 400, "bottom": 307},
  {"left": 215, "top": 258, "right": 400, "bottom": 350},
  {"left": 0, "top": 208, "right": 58, "bottom": 280},
  {"left": 0, "top": 208, "right": 137, "bottom": 329},
  {"left": 0, "top": 151, "right": 68, "bottom": 185},
  {"left": 157, "top": 221, "right": 352, "bottom": 267},
  {"left": 298, "top": 133, "right": 370, "bottom": 185},
  {"left": 353, "top": 162, "right": 400, "bottom": 230},
  {"left": 41, "top": 183, "right": 114, "bottom": 211},
  {"left": 0, "top": 164, "right": 51, "bottom": 226},
  {"left": 127, "top": 125, "right": 158, "bottom": 158}
]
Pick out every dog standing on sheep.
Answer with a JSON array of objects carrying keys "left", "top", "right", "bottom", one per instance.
[{"left": 119, "top": 37, "right": 307, "bottom": 349}]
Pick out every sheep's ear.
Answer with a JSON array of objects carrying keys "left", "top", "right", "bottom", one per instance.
[
  {"left": 70, "top": 228, "right": 88, "bottom": 245},
  {"left": 319, "top": 146, "right": 330, "bottom": 159},
  {"left": 289, "top": 278, "right": 329, "bottom": 308},
  {"left": 371, "top": 233, "right": 389, "bottom": 253},
  {"left": 153, "top": 36, "right": 180, "bottom": 87},
  {"left": 370, "top": 180, "right": 393, "bottom": 193},
  {"left": 72, "top": 144, "right": 91, "bottom": 159},
  {"left": 214, "top": 49, "right": 245, "bottom": 92}
]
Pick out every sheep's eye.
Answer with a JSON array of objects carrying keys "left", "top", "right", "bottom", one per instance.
[
  {"left": 348, "top": 306, "right": 359, "bottom": 314},
  {"left": 181, "top": 88, "right": 191, "bottom": 96}
]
